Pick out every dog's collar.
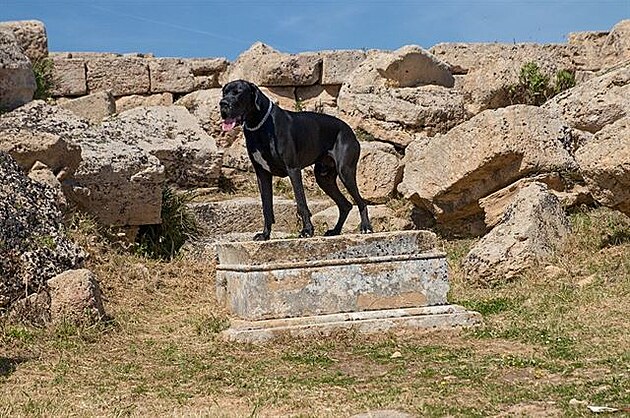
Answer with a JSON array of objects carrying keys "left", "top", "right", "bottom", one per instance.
[{"left": 244, "top": 99, "right": 274, "bottom": 131}]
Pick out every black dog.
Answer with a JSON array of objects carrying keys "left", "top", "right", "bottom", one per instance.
[{"left": 219, "top": 80, "right": 372, "bottom": 241}]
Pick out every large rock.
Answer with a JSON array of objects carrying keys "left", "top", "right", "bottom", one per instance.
[
  {"left": 105, "top": 106, "right": 223, "bottom": 188},
  {"left": 570, "top": 20, "right": 630, "bottom": 71},
  {"left": 356, "top": 141, "right": 403, "bottom": 204},
  {"left": 0, "top": 20, "right": 48, "bottom": 62},
  {"left": 0, "top": 100, "right": 165, "bottom": 227},
  {"left": 0, "top": 27, "right": 36, "bottom": 111},
  {"left": 398, "top": 105, "right": 579, "bottom": 236},
  {"left": 222, "top": 42, "right": 322, "bottom": 86},
  {"left": 115, "top": 92, "right": 173, "bottom": 113},
  {"left": 318, "top": 49, "right": 367, "bottom": 85},
  {"left": 57, "top": 90, "right": 116, "bottom": 123},
  {"left": 186, "top": 57, "right": 229, "bottom": 89},
  {"left": 47, "top": 269, "right": 106, "bottom": 325},
  {"left": 463, "top": 182, "right": 570, "bottom": 284},
  {"left": 575, "top": 117, "right": 630, "bottom": 216},
  {"left": 0, "top": 152, "right": 85, "bottom": 311},
  {"left": 338, "top": 86, "right": 467, "bottom": 147},
  {"left": 0, "top": 129, "right": 82, "bottom": 179},
  {"left": 175, "top": 88, "right": 238, "bottom": 148},
  {"left": 430, "top": 43, "right": 578, "bottom": 113},
  {"left": 543, "top": 62, "right": 629, "bottom": 133},
  {"left": 338, "top": 45, "right": 464, "bottom": 146}
]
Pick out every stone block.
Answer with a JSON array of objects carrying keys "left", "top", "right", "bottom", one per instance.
[
  {"left": 216, "top": 231, "right": 448, "bottom": 320},
  {"left": 149, "top": 58, "right": 194, "bottom": 93},
  {"left": 86, "top": 57, "right": 150, "bottom": 96},
  {"left": 189, "top": 197, "right": 332, "bottom": 237},
  {"left": 58, "top": 90, "right": 116, "bottom": 123},
  {"left": 50, "top": 57, "right": 87, "bottom": 96},
  {"left": 319, "top": 49, "right": 367, "bottom": 85}
]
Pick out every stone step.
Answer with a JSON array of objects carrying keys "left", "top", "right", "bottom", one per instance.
[
  {"left": 188, "top": 196, "right": 332, "bottom": 237},
  {"left": 222, "top": 305, "right": 482, "bottom": 343}
]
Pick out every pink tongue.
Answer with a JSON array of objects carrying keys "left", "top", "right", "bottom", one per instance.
[{"left": 222, "top": 119, "right": 237, "bottom": 132}]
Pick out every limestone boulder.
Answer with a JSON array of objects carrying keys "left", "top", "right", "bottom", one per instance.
[
  {"left": 338, "top": 46, "right": 464, "bottom": 146},
  {"left": 175, "top": 88, "right": 239, "bottom": 148},
  {"left": 398, "top": 105, "right": 579, "bottom": 236},
  {"left": 0, "top": 20, "right": 48, "bottom": 62},
  {"left": 57, "top": 90, "right": 116, "bottom": 123},
  {"left": 318, "top": 49, "right": 367, "bottom": 85},
  {"left": 571, "top": 20, "right": 630, "bottom": 71},
  {"left": 344, "top": 45, "right": 454, "bottom": 92},
  {"left": 115, "top": 92, "right": 173, "bottom": 113},
  {"left": 295, "top": 84, "right": 340, "bottom": 113},
  {"left": 0, "top": 100, "right": 165, "bottom": 227},
  {"left": 356, "top": 141, "right": 403, "bottom": 204},
  {"left": 0, "top": 152, "right": 86, "bottom": 311},
  {"left": 543, "top": 62, "right": 629, "bottom": 133},
  {"left": 463, "top": 182, "right": 570, "bottom": 284},
  {"left": 339, "top": 85, "right": 468, "bottom": 147},
  {"left": 575, "top": 117, "right": 630, "bottom": 216},
  {"left": 106, "top": 106, "right": 223, "bottom": 188},
  {"left": 431, "top": 43, "right": 578, "bottom": 113},
  {"left": 0, "top": 27, "right": 36, "bottom": 111},
  {"left": 222, "top": 42, "right": 322, "bottom": 86},
  {"left": 186, "top": 57, "right": 229, "bottom": 89},
  {"left": 478, "top": 173, "right": 592, "bottom": 229},
  {"left": 47, "top": 269, "right": 106, "bottom": 325}
]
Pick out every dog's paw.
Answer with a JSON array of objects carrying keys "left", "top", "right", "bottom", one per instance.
[
  {"left": 360, "top": 226, "right": 374, "bottom": 234},
  {"left": 324, "top": 229, "right": 340, "bottom": 237},
  {"left": 299, "top": 228, "right": 314, "bottom": 238},
  {"left": 253, "top": 232, "right": 270, "bottom": 241}
]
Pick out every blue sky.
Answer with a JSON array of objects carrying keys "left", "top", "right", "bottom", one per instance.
[{"left": 3, "top": 1, "right": 629, "bottom": 60}]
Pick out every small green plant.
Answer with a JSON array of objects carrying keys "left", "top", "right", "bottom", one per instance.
[
  {"left": 136, "top": 187, "right": 202, "bottom": 260},
  {"left": 553, "top": 69, "right": 576, "bottom": 94},
  {"left": 32, "top": 58, "right": 55, "bottom": 100},
  {"left": 510, "top": 62, "right": 576, "bottom": 106},
  {"left": 294, "top": 98, "right": 305, "bottom": 112}
]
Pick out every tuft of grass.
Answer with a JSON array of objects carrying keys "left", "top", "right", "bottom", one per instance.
[
  {"left": 136, "top": 187, "right": 202, "bottom": 260},
  {"left": 32, "top": 58, "right": 55, "bottom": 100}
]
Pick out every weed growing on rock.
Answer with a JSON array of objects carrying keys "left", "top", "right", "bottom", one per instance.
[
  {"left": 509, "top": 62, "right": 576, "bottom": 106},
  {"left": 32, "top": 58, "right": 55, "bottom": 100},
  {"left": 136, "top": 187, "right": 201, "bottom": 260}
]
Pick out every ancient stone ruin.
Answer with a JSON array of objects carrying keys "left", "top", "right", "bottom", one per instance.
[{"left": 1, "top": 18, "right": 629, "bottom": 332}]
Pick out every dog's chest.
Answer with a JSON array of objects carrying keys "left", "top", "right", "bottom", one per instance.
[{"left": 245, "top": 133, "right": 286, "bottom": 175}]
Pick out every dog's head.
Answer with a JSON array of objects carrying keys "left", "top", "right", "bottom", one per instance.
[{"left": 219, "top": 80, "right": 265, "bottom": 132}]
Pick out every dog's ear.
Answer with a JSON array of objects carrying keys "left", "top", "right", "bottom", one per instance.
[{"left": 248, "top": 81, "right": 265, "bottom": 111}]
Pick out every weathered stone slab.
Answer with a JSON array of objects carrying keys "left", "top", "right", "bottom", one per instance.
[
  {"left": 50, "top": 57, "right": 87, "bottom": 97},
  {"left": 189, "top": 197, "right": 332, "bottom": 237},
  {"left": 86, "top": 57, "right": 150, "bottom": 96},
  {"left": 216, "top": 231, "right": 448, "bottom": 321},
  {"left": 222, "top": 305, "right": 482, "bottom": 343},
  {"left": 148, "top": 58, "right": 194, "bottom": 93}
]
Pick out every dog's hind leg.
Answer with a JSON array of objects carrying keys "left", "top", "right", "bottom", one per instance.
[
  {"left": 334, "top": 134, "right": 373, "bottom": 234},
  {"left": 314, "top": 160, "right": 353, "bottom": 236}
]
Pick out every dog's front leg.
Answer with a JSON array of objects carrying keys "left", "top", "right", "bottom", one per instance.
[
  {"left": 254, "top": 166, "right": 274, "bottom": 241},
  {"left": 287, "top": 168, "right": 314, "bottom": 238}
]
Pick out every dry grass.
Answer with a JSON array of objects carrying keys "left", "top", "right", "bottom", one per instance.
[{"left": 1, "top": 207, "right": 629, "bottom": 417}]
